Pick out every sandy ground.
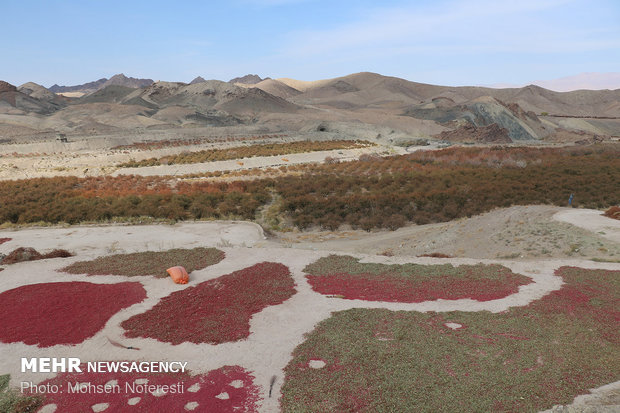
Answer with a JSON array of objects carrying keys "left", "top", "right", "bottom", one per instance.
[
  {"left": 270, "top": 206, "right": 620, "bottom": 261},
  {"left": 0, "top": 208, "right": 618, "bottom": 412},
  {"left": 111, "top": 146, "right": 399, "bottom": 178},
  {"left": 0, "top": 137, "right": 403, "bottom": 180},
  {"left": 554, "top": 208, "right": 620, "bottom": 244}
]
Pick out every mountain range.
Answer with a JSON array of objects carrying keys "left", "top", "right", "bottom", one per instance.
[
  {"left": 1, "top": 72, "right": 618, "bottom": 143},
  {"left": 49, "top": 74, "right": 154, "bottom": 95},
  {"left": 491, "top": 72, "right": 620, "bottom": 93}
]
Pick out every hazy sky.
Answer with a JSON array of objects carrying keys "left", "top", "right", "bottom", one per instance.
[{"left": 3, "top": 0, "right": 619, "bottom": 87}]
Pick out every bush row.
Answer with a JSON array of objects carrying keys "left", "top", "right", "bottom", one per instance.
[
  {"left": 118, "top": 140, "right": 372, "bottom": 167},
  {"left": 0, "top": 145, "right": 617, "bottom": 230}
]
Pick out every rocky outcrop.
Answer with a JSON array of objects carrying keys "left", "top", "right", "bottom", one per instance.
[
  {"left": 190, "top": 76, "right": 207, "bottom": 84},
  {"left": 0, "top": 81, "right": 17, "bottom": 93},
  {"left": 436, "top": 123, "right": 512, "bottom": 143}
]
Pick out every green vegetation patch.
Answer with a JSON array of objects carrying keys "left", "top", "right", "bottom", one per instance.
[
  {"left": 118, "top": 140, "right": 373, "bottom": 167},
  {"left": 61, "top": 247, "right": 225, "bottom": 278},
  {"left": 0, "top": 374, "right": 42, "bottom": 413},
  {"left": 281, "top": 266, "right": 620, "bottom": 412}
]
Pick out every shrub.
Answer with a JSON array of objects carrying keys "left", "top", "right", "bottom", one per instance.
[
  {"left": 0, "top": 247, "right": 73, "bottom": 265},
  {"left": 118, "top": 140, "right": 373, "bottom": 167},
  {"left": 604, "top": 206, "right": 620, "bottom": 220}
]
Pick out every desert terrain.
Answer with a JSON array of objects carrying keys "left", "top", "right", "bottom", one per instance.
[{"left": 0, "top": 73, "right": 618, "bottom": 412}]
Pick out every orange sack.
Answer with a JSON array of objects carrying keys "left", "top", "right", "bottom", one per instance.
[{"left": 166, "top": 266, "right": 189, "bottom": 284}]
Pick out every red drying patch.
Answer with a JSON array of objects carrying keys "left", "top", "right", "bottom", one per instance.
[
  {"left": 0, "top": 237, "right": 11, "bottom": 244},
  {"left": 306, "top": 272, "right": 527, "bottom": 303},
  {"left": 0, "top": 282, "right": 146, "bottom": 347},
  {"left": 34, "top": 365, "right": 260, "bottom": 413},
  {"left": 122, "top": 262, "right": 295, "bottom": 344},
  {"left": 535, "top": 266, "right": 620, "bottom": 342}
]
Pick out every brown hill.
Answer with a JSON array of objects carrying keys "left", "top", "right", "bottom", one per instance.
[
  {"left": 190, "top": 76, "right": 207, "bottom": 84},
  {"left": 0, "top": 80, "right": 63, "bottom": 114},
  {"left": 229, "top": 74, "right": 264, "bottom": 84},
  {"left": 0, "top": 81, "right": 17, "bottom": 93},
  {"left": 101, "top": 74, "right": 153, "bottom": 90},
  {"left": 120, "top": 80, "right": 299, "bottom": 115},
  {"left": 236, "top": 79, "right": 302, "bottom": 99},
  {"left": 290, "top": 72, "right": 620, "bottom": 117},
  {"left": 18, "top": 82, "right": 57, "bottom": 101}
]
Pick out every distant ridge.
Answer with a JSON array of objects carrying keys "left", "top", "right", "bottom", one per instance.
[
  {"left": 49, "top": 74, "right": 153, "bottom": 95},
  {"left": 488, "top": 72, "right": 620, "bottom": 92},
  {"left": 230, "top": 74, "right": 264, "bottom": 85},
  {"left": 190, "top": 76, "right": 207, "bottom": 84},
  {"left": 532, "top": 72, "right": 620, "bottom": 92},
  {"left": 49, "top": 78, "right": 107, "bottom": 93}
]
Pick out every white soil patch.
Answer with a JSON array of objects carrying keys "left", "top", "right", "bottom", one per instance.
[
  {"left": 184, "top": 401, "right": 199, "bottom": 411},
  {"left": 444, "top": 322, "right": 463, "bottom": 330},
  {"left": 308, "top": 360, "right": 326, "bottom": 369},
  {"left": 187, "top": 383, "right": 200, "bottom": 392},
  {"left": 151, "top": 388, "right": 167, "bottom": 397},
  {"left": 127, "top": 397, "right": 141, "bottom": 405},
  {"left": 229, "top": 379, "right": 244, "bottom": 388},
  {"left": 91, "top": 403, "right": 110, "bottom": 412}
]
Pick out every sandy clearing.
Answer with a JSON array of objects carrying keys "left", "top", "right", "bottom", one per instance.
[
  {"left": 110, "top": 146, "right": 398, "bottom": 177},
  {"left": 0, "top": 143, "right": 400, "bottom": 180},
  {"left": 1, "top": 221, "right": 618, "bottom": 412},
  {"left": 0, "top": 221, "right": 264, "bottom": 260},
  {"left": 271, "top": 206, "right": 620, "bottom": 261},
  {"left": 554, "top": 208, "right": 620, "bottom": 244}
]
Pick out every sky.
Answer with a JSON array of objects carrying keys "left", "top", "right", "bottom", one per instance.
[{"left": 3, "top": 0, "right": 619, "bottom": 87}]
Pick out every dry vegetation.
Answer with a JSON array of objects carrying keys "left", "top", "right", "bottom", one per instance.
[
  {"left": 61, "top": 247, "right": 224, "bottom": 278},
  {"left": 111, "top": 134, "right": 287, "bottom": 151},
  {"left": 1, "top": 247, "right": 73, "bottom": 265},
  {"left": 605, "top": 206, "right": 620, "bottom": 220},
  {"left": 118, "top": 140, "right": 373, "bottom": 167},
  {"left": 0, "top": 145, "right": 617, "bottom": 232}
]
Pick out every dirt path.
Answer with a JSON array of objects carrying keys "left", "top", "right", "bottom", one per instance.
[{"left": 554, "top": 208, "right": 620, "bottom": 244}]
